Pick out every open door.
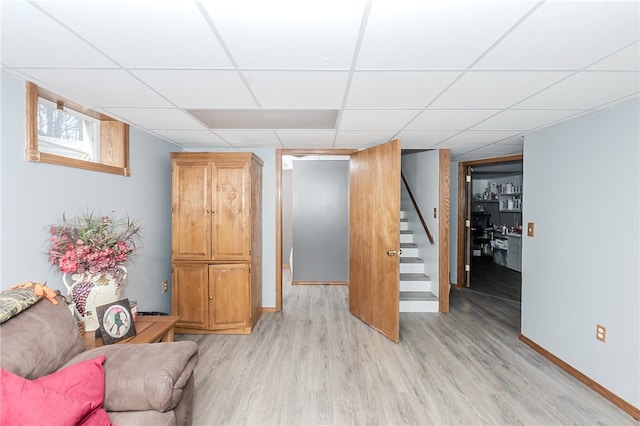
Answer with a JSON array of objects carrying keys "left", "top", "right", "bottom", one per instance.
[
  {"left": 349, "top": 139, "right": 401, "bottom": 342},
  {"left": 464, "top": 165, "right": 473, "bottom": 286}
]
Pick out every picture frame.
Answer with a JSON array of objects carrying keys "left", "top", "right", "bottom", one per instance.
[{"left": 96, "top": 298, "right": 137, "bottom": 344}]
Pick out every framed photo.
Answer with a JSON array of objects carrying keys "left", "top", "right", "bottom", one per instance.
[{"left": 96, "top": 298, "right": 137, "bottom": 344}]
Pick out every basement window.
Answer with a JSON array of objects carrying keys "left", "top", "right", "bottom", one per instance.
[{"left": 25, "top": 82, "right": 130, "bottom": 176}]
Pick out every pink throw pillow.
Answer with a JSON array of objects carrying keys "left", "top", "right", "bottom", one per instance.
[{"left": 0, "top": 356, "right": 111, "bottom": 426}]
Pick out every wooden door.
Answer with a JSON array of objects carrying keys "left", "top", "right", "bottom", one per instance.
[
  {"left": 172, "top": 160, "right": 211, "bottom": 260},
  {"left": 172, "top": 263, "right": 209, "bottom": 330},
  {"left": 349, "top": 139, "right": 401, "bottom": 343},
  {"left": 209, "top": 264, "right": 249, "bottom": 330},
  {"left": 211, "top": 161, "right": 251, "bottom": 260}
]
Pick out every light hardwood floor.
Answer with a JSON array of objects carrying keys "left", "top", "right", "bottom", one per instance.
[{"left": 177, "top": 270, "right": 637, "bottom": 425}]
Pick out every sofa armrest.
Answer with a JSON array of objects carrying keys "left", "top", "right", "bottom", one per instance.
[{"left": 63, "top": 341, "right": 198, "bottom": 413}]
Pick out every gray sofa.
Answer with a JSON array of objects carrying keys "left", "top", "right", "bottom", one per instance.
[{"left": 0, "top": 294, "right": 198, "bottom": 426}]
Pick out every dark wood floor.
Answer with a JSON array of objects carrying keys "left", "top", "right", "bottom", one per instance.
[{"left": 467, "top": 256, "right": 522, "bottom": 302}]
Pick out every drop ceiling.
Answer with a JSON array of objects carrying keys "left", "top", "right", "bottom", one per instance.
[{"left": 1, "top": 0, "right": 638, "bottom": 161}]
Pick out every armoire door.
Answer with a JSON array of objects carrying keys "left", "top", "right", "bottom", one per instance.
[
  {"left": 211, "top": 161, "right": 251, "bottom": 261},
  {"left": 172, "top": 160, "right": 212, "bottom": 260}
]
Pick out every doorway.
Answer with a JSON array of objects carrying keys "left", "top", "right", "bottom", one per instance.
[
  {"left": 275, "top": 149, "right": 356, "bottom": 312},
  {"left": 456, "top": 154, "right": 523, "bottom": 300}
]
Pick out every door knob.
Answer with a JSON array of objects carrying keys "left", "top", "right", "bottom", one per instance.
[{"left": 386, "top": 249, "right": 401, "bottom": 256}]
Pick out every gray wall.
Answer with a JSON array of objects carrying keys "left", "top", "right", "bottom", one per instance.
[
  {"left": 0, "top": 71, "right": 176, "bottom": 314},
  {"left": 522, "top": 98, "right": 639, "bottom": 408},
  {"left": 0, "top": 71, "right": 286, "bottom": 311},
  {"left": 292, "top": 160, "right": 348, "bottom": 281},
  {"left": 282, "top": 169, "right": 293, "bottom": 266}
]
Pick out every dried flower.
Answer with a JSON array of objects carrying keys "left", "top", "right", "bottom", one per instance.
[{"left": 46, "top": 211, "right": 142, "bottom": 275}]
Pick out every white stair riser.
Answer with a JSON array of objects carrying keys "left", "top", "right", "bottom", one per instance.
[
  {"left": 400, "top": 300, "right": 439, "bottom": 312},
  {"left": 400, "top": 247, "right": 418, "bottom": 257},
  {"left": 400, "top": 280, "right": 432, "bottom": 292},
  {"left": 399, "top": 206, "right": 437, "bottom": 313},
  {"left": 400, "top": 233, "right": 414, "bottom": 243},
  {"left": 400, "top": 262, "right": 424, "bottom": 274}
]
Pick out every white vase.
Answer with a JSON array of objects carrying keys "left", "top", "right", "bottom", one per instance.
[{"left": 63, "top": 265, "right": 127, "bottom": 332}]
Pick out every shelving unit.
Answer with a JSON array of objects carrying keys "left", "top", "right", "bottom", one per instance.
[
  {"left": 498, "top": 183, "right": 522, "bottom": 212},
  {"left": 499, "top": 193, "right": 522, "bottom": 212}
]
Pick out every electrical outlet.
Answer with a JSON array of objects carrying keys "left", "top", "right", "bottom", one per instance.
[
  {"left": 162, "top": 280, "right": 168, "bottom": 294},
  {"left": 596, "top": 324, "right": 606, "bottom": 342}
]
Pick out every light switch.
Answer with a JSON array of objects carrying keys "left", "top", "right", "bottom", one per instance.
[{"left": 527, "top": 222, "right": 535, "bottom": 237}]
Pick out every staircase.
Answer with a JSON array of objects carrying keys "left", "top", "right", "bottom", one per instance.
[{"left": 399, "top": 210, "right": 439, "bottom": 312}]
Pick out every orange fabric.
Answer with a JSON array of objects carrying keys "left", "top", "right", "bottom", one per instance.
[{"left": 10, "top": 282, "right": 59, "bottom": 305}]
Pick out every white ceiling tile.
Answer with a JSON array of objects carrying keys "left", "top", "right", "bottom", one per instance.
[
  {"left": 346, "top": 71, "right": 460, "bottom": 108},
  {"left": 589, "top": 42, "right": 640, "bottom": 71},
  {"left": 0, "top": 1, "right": 114, "bottom": 68},
  {"left": 33, "top": 0, "right": 232, "bottom": 68},
  {"left": 496, "top": 135, "right": 526, "bottom": 146},
  {"left": 201, "top": 0, "right": 365, "bottom": 69},
  {"left": 431, "top": 71, "right": 571, "bottom": 109},
  {"left": 214, "top": 130, "right": 282, "bottom": 146},
  {"left": 334, "top": 130, "right": 397, "bottom": 146},
  {"left": 357, "top": 0, "right": 538, "bottom": 69},
  {"left": 442, "top": 130, "right": 523, "bottom": 145},
  {"left": 131, "top": 70, "right": 257, "bottom": 108},
  {"left": 102, "top": 108, "right": 206, "bottom": 130},
  {"left": 395, "top": 130, "right": 458, "bottom": 145},
  {"left": 21, "top": 69, "right": 172, "bottom": 108},
  {"left": 151, "top": 130, "right": 231, "bottom": 146},
  {"left": 339, "top": 110, "right": 418, "bottom": 130},
  {"left": 276, "top": 130, "right": 336, "bottom": 145},
  {"left": 1, "top": 0, "right": 634, "bottom": 153},
  {"left": 475, "top": 1, "right": 640, "bottom": 70},
  {"left": 406, "top": 109, "right": 501, "bottom": 130},
  {"left": 516, "top": 71, "right": 640, "bottom": 110},
  {"left": 471, "top": 109, "right": 583, "bottom": 131},
  {"left": 244, "top": 71, "right": 348, "bottom": 108}
]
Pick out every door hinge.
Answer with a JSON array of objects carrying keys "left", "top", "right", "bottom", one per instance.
[
  {"left": 466, "top": 174, "right": 471, "bottom": 183},
  {"left": 465, "top": 264, "right": 470, "bottom": 272},
  {"left": 465, "top": 220, "right": 470, "bottom": 227}
]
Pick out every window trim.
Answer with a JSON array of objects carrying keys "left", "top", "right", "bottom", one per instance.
[{"left": 25, "top": 81, "right": 130, "bottom": 176}]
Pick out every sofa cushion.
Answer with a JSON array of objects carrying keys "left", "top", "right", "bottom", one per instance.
[
  {"left": 0, "top": 295, "right": 83, "bottom": 379},
  {"left": 0, "top": 356, "right": 111, "bottom": 426},
  {"left": 66, "top": 342, "right": 198, "bottom": 413}
]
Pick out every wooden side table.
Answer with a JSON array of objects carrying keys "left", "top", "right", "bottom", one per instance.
[{"left": 83, "top": 315, "right": 180, "bottom": 350}]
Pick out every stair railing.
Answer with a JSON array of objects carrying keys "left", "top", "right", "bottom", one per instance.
[{"left": 401, "top": 172, "right": 435, "bottom": 244}]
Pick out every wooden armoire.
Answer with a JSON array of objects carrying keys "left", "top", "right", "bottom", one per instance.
[{"left": 170, "top": 152, "right": 262, "bottom": 334}]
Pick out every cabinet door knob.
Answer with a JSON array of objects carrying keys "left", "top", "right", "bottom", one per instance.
[{"left": 209, "top": 296, "right": 213, "bottom": 300}]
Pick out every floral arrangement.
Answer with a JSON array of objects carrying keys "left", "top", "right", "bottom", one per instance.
[{"left": 46, "top": 211, "right": 142, "bottom": 275}]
